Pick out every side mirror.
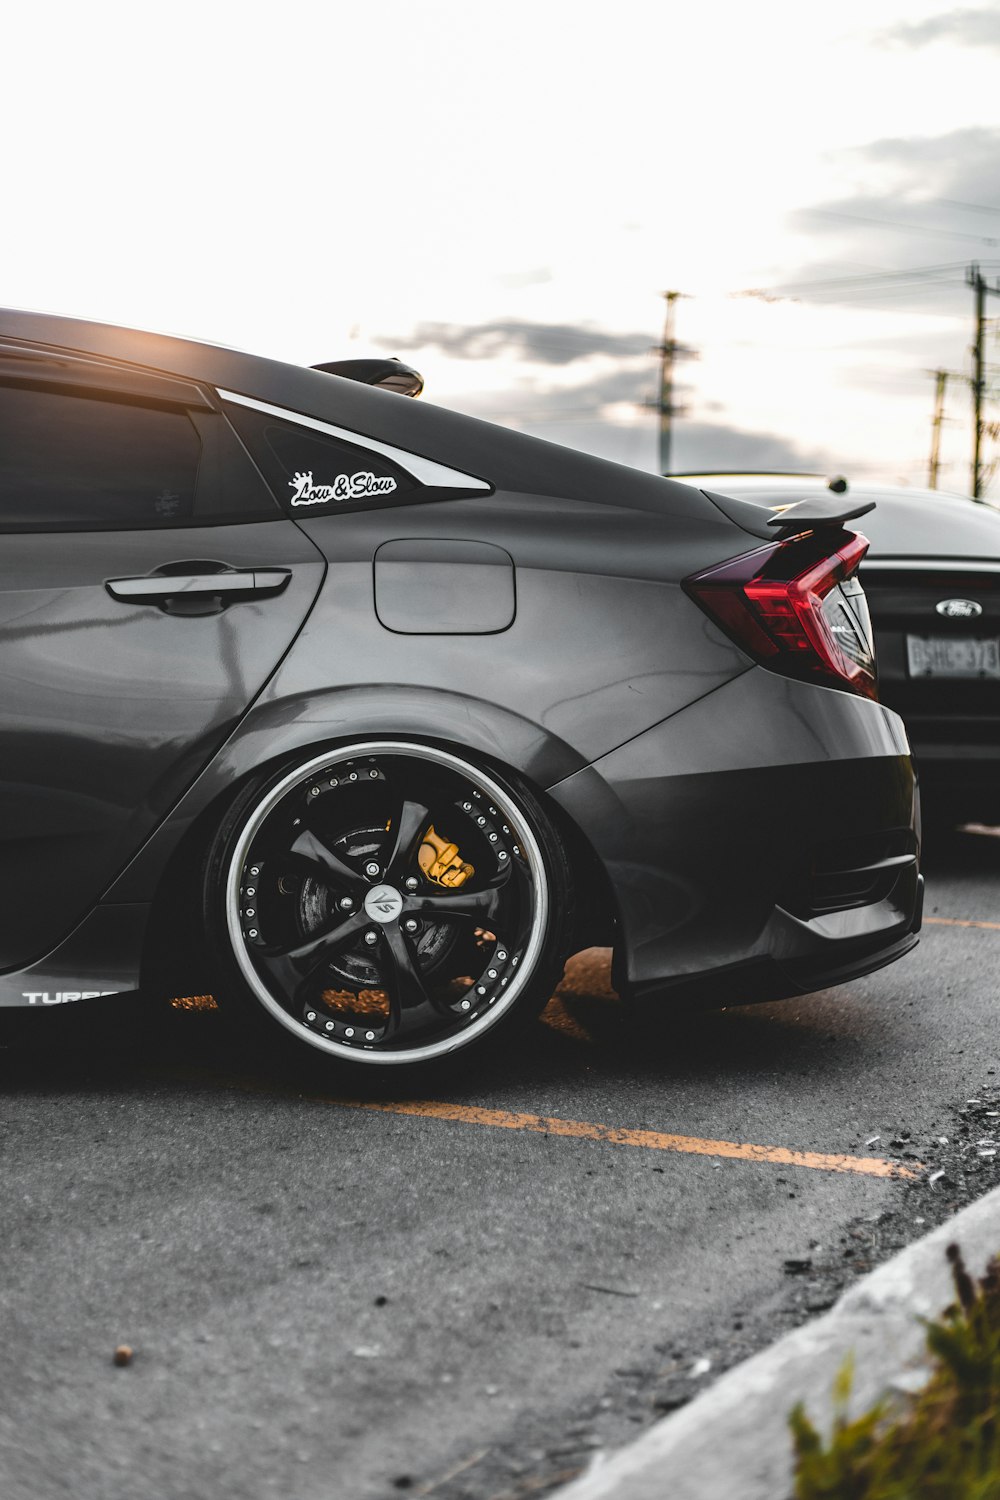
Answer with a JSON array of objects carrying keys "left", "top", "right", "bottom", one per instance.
[{"left": 311, "top": 357, "right": 424, "bottom": 398}]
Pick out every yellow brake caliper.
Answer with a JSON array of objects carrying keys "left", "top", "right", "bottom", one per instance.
[{"left": 418, "top": 826, "right": 475, "bottom": 888}]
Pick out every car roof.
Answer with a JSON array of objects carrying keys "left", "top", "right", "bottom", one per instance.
[
  {"left": 0, "top": 307, "right": 714, "bottom": 517},
  {"left": 678, "top": 473, "right": 1000, "bottom": 562}
]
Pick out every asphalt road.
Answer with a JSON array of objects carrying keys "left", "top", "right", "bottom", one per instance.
[{"left": 2, "top": 824, "right": 999, "bottom": 1500}]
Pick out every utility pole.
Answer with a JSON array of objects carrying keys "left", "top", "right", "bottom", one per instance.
[
  {"left": 656, "top": 291, "right": 684, "bottom": 476},
  {"left": 969, "top": 265, "right": 986, "bottom": 498},
  {"left": 927, "top": 369, "right": 949, "bottom": 489},
  {"left": 966, "top": 263, "right": 1000, "bottom": 498}
]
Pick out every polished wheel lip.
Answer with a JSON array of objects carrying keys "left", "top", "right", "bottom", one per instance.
[{"left": 224, "top": 740, "right": 549, "bottom": 1066}]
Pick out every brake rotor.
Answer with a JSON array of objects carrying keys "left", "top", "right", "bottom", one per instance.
[{"left": 296, "top": 824, "right": 459, "bottom": 987}]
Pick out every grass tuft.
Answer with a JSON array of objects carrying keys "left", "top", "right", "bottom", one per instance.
[{"left": 791, "top": 1242, "right": 1000, "bottom": 1498}]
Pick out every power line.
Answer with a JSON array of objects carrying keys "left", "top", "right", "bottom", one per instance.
[
  {"left": 802, "top": 280, "right": 971, "bottom": 308},
  {"left": 737, "top": 260, "right": 985, "bottom": 301},
  {"left": 801, "top": 207, "right": 1000, "bottom": 245},
  {"left": 937, "top": 198, "right": 1000, "bottom": 218},
  {"left": 734, "top": 257, "right": 1000, "bottom": 501}
]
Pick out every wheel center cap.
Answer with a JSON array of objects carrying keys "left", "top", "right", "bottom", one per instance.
[{"left": 363, "top": 884, "right": 404, "bottom": 924}]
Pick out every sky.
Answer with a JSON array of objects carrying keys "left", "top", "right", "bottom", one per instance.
[{"left": 5, "top": 0, "right": 1000, "bottom": 493}]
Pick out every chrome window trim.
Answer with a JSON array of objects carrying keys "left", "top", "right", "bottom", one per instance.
[
  {"left": 217, "top": 389, "right": 491, "bottom": 492},
  {"left": 862, "top": 559, "right": 1000, "bottom": 573}
]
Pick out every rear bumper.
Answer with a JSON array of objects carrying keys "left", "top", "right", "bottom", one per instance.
[
  {"left": 549, "top": 667, "right": 920, "bottom": 1004},
  {"left": 627, "top": 915, "right": 921, "bottom": 1010}
]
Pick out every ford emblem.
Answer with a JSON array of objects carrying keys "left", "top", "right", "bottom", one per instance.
[{"left": 936, "top": 598, "right": 983, "bottom": 619}]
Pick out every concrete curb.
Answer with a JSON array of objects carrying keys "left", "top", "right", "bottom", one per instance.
[{"left": 552, "top": 1184, "right": 1000, "bottom": 1500}]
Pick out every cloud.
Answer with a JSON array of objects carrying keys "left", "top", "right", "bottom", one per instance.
[
  {"left": 670, "top": 421, "right": 829, "bottom": 476},
  {"left": 376, "top": 318, "right": 651, "bottom": 365},
  {"left": 517, "top": 364, "right": 656, "bottom": 413},
  {"left": 378, "top": 318, "right": 825, "bottom": 476},
  {"left": 511, "top": 412, "right": 828, "bottom": 476},
  {"left": 885, "top": 7, "right": 1000, "bottom": 50},
  {"left": 837, "top": 326, "right": 973, "bottom": 397},
  {"left": 462, "top": 406, "right": 828, "bottom": 477},
  {"left": 377, "top": 312, "right": 828, "bottom": 476},
  {"left": 441, "top": 366, "right": 827, "bottom": 476},
  {"left": 855, "top": 127, "right": 1000, "bottom": 199},
  {"left": 441, "top": 362, "right": 663, "bottom": 427},
  {"left": 771, "top": 128, "right": 1000, "bottom": 314}
]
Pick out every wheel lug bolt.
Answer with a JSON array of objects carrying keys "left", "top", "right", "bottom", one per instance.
[
  {"left": 404, "top": 876, "right": 419, "bottom": 891},
  {"left": 365, "top": 861, "right": 381, "bottom": 877},
  {"left": 339, "top": 896, "right": 355, "bottom": 911},
  {"left": 306, "top": 1011, "right": 317, "bottom": 1023},
  {"left": 364, "top": 930, "right": 379, "bottom": 946},
  {"left": 403, "top": 918, "right": 419, "bottom": 933}
]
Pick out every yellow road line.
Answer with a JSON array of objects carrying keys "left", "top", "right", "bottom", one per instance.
[
  {"left": 161, "top": 1064, "right": 916, "bottom": 1179},
  {"left": 335, "top": 1098, "right": 917, "bottom": 1178},
  {"left": 925, "top": 916, "right": 1000, "bottom": 932}
]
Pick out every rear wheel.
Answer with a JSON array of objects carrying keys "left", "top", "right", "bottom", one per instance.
[{"left": 202, "top": 741, "right": 574, "bottom": 1074}]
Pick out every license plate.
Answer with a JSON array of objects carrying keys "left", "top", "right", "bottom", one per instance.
[{"left": 906, "top": 635, "right": 1000, "bottom": 678}]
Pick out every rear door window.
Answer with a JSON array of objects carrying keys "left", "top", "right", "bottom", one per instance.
[{"left": 0, "top": 380, "right": 279, "bottom": 532}]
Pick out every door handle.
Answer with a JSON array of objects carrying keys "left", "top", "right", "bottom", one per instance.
[{"left": 106, "top": 568, "right": 291, "bottom": 605}]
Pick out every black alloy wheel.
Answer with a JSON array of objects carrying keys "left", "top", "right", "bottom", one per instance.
[{"left": 203, "top": 742, "right": 574, "bottom": 1070}]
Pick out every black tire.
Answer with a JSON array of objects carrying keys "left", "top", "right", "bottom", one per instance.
[{"left": 200, "top": 740, "right": 575, "bottom": 1077}]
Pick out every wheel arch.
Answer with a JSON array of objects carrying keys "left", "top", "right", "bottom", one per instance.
[{"left": 137, "top": 709, "right": 618, "bottom": 996}]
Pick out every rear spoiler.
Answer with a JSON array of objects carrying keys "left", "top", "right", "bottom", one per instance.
[
  {"left": 701, "top": 488, "right": 874, "bottom": 542},
  {"left": 311, "top": 357, "right": 424, "bottom": 398},
  {"left": 766, "top": 497, "right": 875, "bottom": 533}
]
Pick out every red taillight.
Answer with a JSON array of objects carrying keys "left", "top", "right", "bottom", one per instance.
[{"left": 684, "top": 529, "right": 878, "bottom": 699}]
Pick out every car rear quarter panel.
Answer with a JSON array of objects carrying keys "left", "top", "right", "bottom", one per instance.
[
  {"left": 104, "top": 486, "right": 754, "bottom": 906},
  {"left": 282, "top": 492, "right": 753, "bottom": 765}
]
